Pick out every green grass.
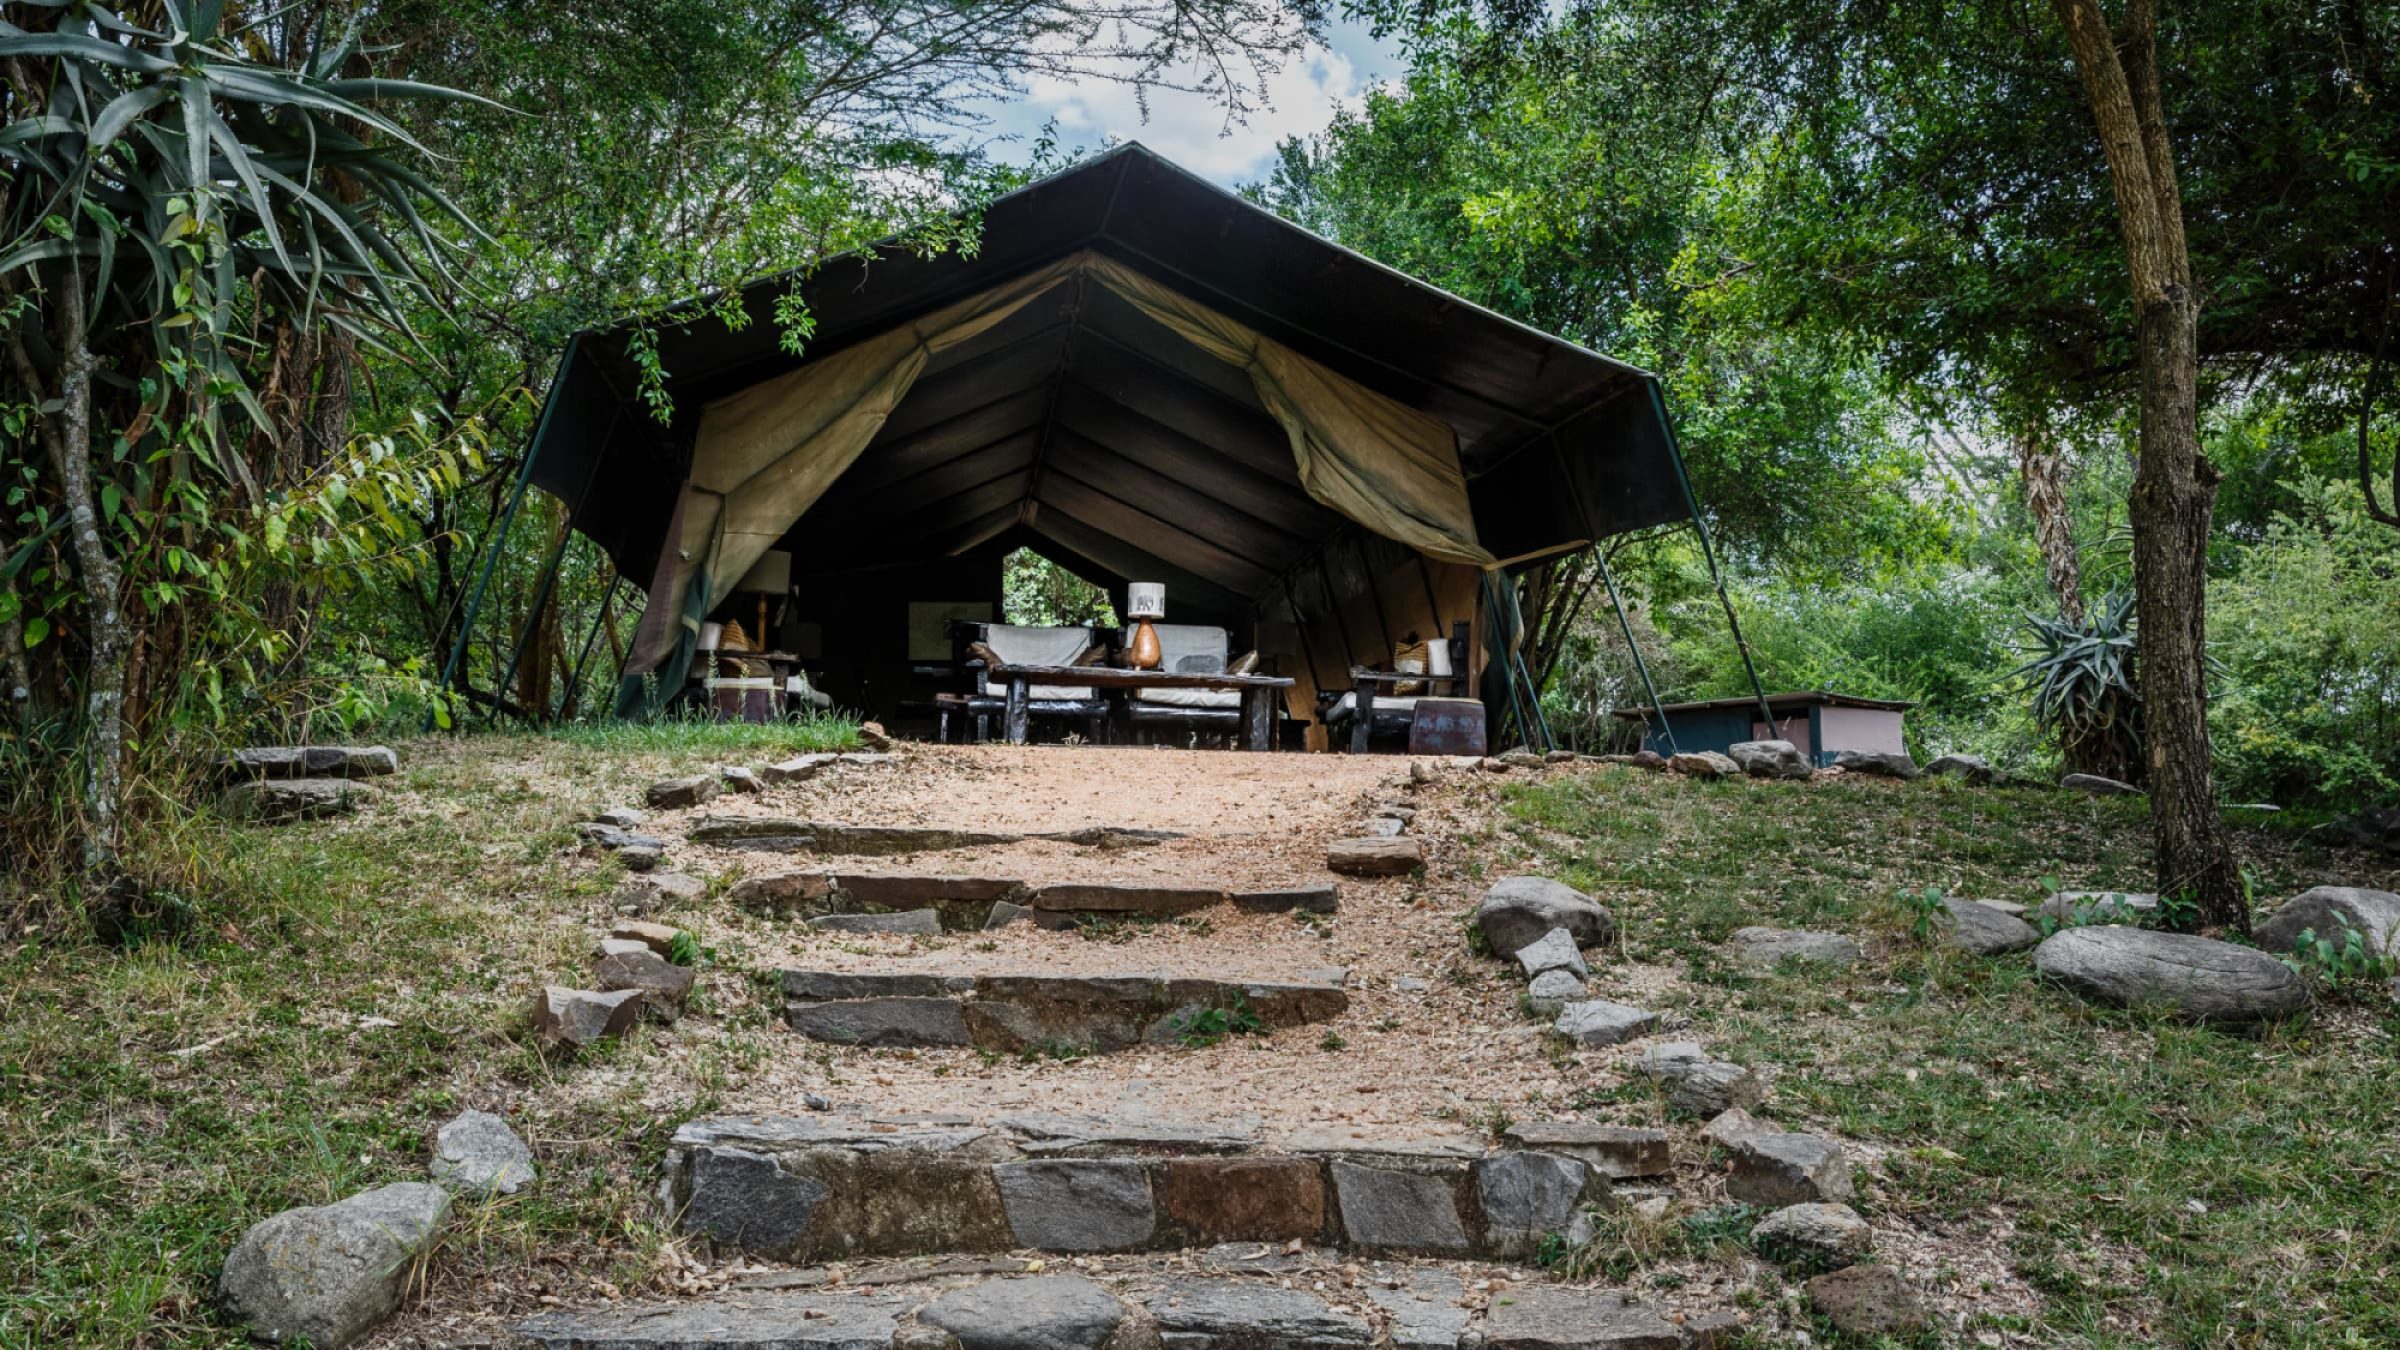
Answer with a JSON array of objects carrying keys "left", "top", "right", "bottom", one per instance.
[
  {"left": 0, "top": 721, "right": 849, "bottom": 1345},
  {"left": 1500, "top": 769, "right": 2400, "bottom": 1347},
  {"left": 542, "top": 709, "right": 859, "bottom": 757}
]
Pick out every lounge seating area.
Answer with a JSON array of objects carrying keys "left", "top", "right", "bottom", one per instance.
[{"left": 939, "top": 619, "right": 1283, "bottom": 748}]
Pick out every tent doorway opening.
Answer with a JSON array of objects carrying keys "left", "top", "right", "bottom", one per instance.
[{"left": 1003, "top": 549, "right": 1118, "bottom": 630}]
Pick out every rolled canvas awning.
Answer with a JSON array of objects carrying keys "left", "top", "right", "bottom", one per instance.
[{"left": 623, "top": 250, "right": 1494, "bottom": 692}]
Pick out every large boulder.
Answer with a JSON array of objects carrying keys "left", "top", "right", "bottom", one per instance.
[
  {"left": 2033, "top": 927, "right": 2310, "bottom": 1027},
  {"left": 217, "top": 1182, "right": 451, "bottom": 1348},
  {"left": 1727, "top": 740, "right": 1812, "bottom": 781},
  {"left": 1923, "top": 753, "right": 1997, "bottom": 785},
  {"left": 1669, "top": 751, "right": 1741, "bottom": 780},
  {"left": 1475, "top": 877, "right": 1614, "bottom": 957},
  {"left": 1832, "top": 749, "right": 1919, "bottom": 780},
  {"left": 2253, "top": 886, "right": 2400, "bottom": 960},
  {"left": 221, "top": 778, "right": 376, "bottom": 823}
]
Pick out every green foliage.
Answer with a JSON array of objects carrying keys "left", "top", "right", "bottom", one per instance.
[
  {"left": 1896, "top": 885, "right": 1946, "bottom": 945},
  {"left": 2278, "top": 923, "right": 2399, "bottom": 998},
  {"left": 665, "top": 931, "right": 701, "bottom": 967},
  {"left": 2015, "top": 592, "right": 2144, "bottom": 785},
  {"left": 1171, "top": 996, "right": 1267, "bottom": 1048},
  {"left": 1002, "top": 548, "right": 1117, "bottom": 629}
]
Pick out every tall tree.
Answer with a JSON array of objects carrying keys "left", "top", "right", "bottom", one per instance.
[{"left": 2049, "top": 0, "right": 2241, "bottom": 925}]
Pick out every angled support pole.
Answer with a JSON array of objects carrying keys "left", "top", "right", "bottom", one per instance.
[
  {"left": 427, "top": 335, "right": 582, "bottom": 732},
  {"left": 1593, "top": 543, "right": 1675, "bottom": 755},
  {"left": 555, "top": 568, "right": 623, "bottom": 721},
  {"left": 1647, "top": 380, "right": 1775, "bottom": 734}
]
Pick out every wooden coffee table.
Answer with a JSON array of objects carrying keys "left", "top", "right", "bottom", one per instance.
[{"left": 986, "top": 664, "right": 1295, "bottom": 750}]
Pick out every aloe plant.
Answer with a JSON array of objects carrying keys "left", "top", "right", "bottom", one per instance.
[
  {"left": 1, "top": 0, "right": 489, "bottom": 876},
  {"left": 2014, "top": 590, "right": 2143, "bottom": 784}
]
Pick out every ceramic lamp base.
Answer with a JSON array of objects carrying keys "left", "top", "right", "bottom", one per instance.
[{"left": 1129, "top": 619, "right": 1162, "bottom": 670}]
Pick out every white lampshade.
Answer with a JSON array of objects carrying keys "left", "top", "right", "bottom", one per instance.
[{"left": 1127, "top": 582, "right": 1166, "bottom": 618}]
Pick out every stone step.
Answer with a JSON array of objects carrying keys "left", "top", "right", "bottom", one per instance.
[
  {"left": 732, "top": 871, "right": 1338, "bottom": 929},
  {"left": 779, "top": 969, "right": 1349, "bottom": 1051},
  {"left": 660, "top": 1109, "right": 1669, "bottom": 1265},
  {"left": 689, "top": 818, "right": 1185, "bottom": 856},
  {"left": 512, "top": 1259, "right": 1739, "bottom": 1349}
]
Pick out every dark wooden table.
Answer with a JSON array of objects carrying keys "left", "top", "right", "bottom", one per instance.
[{"left": 987, "top": 664, "right": 1295, "bottom": 750}]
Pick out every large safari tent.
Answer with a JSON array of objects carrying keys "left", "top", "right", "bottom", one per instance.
[{"left": 476, "top": 143, "right": 1746, "bottom": 748}]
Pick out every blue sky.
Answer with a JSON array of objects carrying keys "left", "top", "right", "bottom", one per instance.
[{"left": 970, "top": 19, "right": 1403, "bottom": 189}]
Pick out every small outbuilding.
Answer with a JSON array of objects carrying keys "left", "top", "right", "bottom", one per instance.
[{"left": 1613, "top": 691, "right": 1914, "bottom": 767}]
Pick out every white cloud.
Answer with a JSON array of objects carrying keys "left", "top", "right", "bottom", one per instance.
[{"left": 1021, "top": 43, "right": 1366, "bottom": 185}]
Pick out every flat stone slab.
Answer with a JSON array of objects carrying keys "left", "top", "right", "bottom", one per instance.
[
  {"left": 692, "top": 818, "right": 1024, "bottom": 854},
  {"left": 1030, "top": 883, "right": 1231, "bottom": 915},
  {"left": 516, "top": 1291, "right": 902, "bottom": 1349},
  {"left": 780, "top": 969, "right": 1347, "bottom": 1052},
  {"left": 762, "top": 752, "right": 896, "bottom": 784},
  {"left": 994, "top": 1160, "right": 1156, "bottom": 1250},
  {"left": 1552, "top": 999, "right": 1660, "bottom": 1046},
  {"left": 1503, "top": 1123, "right": 1670, "bottom": 1178},
  {"left": 1232, "top": 885, "right": 1340, "bottom": 914},
  {"left": 919, "top": 1275, "right": 1126, "bottom": 1350},
  {"left": 1478, "top": 1287, "right": 1683, "bottom": 1350},
  {"left": 1728, "top": 927, "right": 1859, "bottom": 969},
  {"left": 1514, "top": 927, "right": 1589, "bottom": 980},
  {"left": 1328, "top": 1161, "right": 1468, "bottom": 1251},
  {"left": 2034, "top": 926, "right": 2310, "bottom": 1027},
  {"left": 809, "top": 909, "right": 944, "bottom": 935},
  {"left": 1327, "top": 837, "right": 1422, "bottom": 876},
  {"left": 218, "top": 745, "right": 398, "bottom": 780},
  {"left": 221, "top": 777, "right": 377, "bottom": 823},
  {"left": 1147, "top": 1278, "right": 1372, "bottom": 1350},
  {"left": 1636, "top": 1043, "right": 1768, "bottom": 1117},
  {"left": 1364, "top": 1272, "right": 1470, "bottom": 1350},
  {"left": 1725, "top": 1131, "right": 1853, "bottom": 1206}
]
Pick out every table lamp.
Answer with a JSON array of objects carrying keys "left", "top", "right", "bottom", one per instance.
[{"left": 1127, "top": 582, "right": 1166, "bottom": 670}]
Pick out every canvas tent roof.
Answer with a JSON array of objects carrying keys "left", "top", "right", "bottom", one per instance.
[{"left": 526, "top": 143, "right": 1697, "bottom": 624}]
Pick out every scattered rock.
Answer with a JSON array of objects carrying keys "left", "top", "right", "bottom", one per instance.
[
  {"left": 1364, "top": 816, "right": 1407, "bottom": 838},
  {"left": 1553, "top": 999, "right": 1661, "bottom": 1047},
  {"left": 2034, "top": 926, "right": 2310, "bottom": 1027},
  {"left": 1543, "top": 749, "right": 1579, "bottom": 764},
  {"left": 220, "top": 778, "right": 376, "bottom": 823},
  {"left": 2253, "top": 885, "right": 2400, "bottom": 960},
  {"left": 1697, "top": 1107, "right": 1776, "bottom": 1150},
  {"left": 2322, "top": 806, "right": 2400, "bottom": 856},
  {"left": 1499, "top": 749, "right": 1546, "bottom": 770},
  {"left": 1728, "top": 926, "right": 1859, "bottom": 969},
  {"left": 1629, "top": 750, "right": 1668, "bottom": 772},
  {"left": 807, "top": 909, "right": 943, "bottom": 935},
  {"left": 217, "top": 1182, "right": 450, "bottom": 1348},
  {"left": 1503, "top": 1122, "right": 1671, "bottom": 1178},
  {"left": 1804, "top": 1264, "right": 1925, "bottom": 1338},
  {"left": 594, "top": 948, "right": 698, "bottom": 1018},
  {"left": 1923, "top": 752, "right": 1997, "bottom": 784},
  {"left": 1752, "top": 1202, "right": 1871, "bottom": 1265},
  {"left": 646, "top": 775, "right": 721, "bottom": 809},
  {"left": 1726, "top": 1132, "right": 1853, "bottom": 1206},
  {"left": 986, "top": 900, "right": 1035, "bottom": 929},
  {"left": 722, "top": 765, "right": 766, "bottom": 794},
  {"left": 533, "top": 986, "right": 643, "bottom": 1049},
  {"left": 1680, "top": 1309, "right": 1744, "bottom": 1350},
  {"left": 1514, "top": 927, "right": 1590, "bottom": 980},
  {"left": 594, "top": 806, "right": 648, "bottom": 828},
  {"left": 430, "top": 1109, "right": 536, "bottom": 1198},
  {"left": 611, "top": 919, "right": 683, "bottom": 955},
  {"left": 1637, "top": 1043, "right": 1767, "bottom": 1116},
  {"left": 594, "top": 936, "right": 649, "bottom": 959},
  {"left": 919, "top": 1276, "right": 1126, "bottom": 1350},
  {"left": 618, "top": 843, "right": 664, "bottom": 872},
  {"left": 1475, "top": 877, "right": 1614, "bottom": 957},
  {"left": 1326, "top": 837, "right": 1422, "bottom": 877},
  {"left": 615, "top": 870, "right": 706, "bottom": 913},
  {"left": 1146, "top": 1278, "right": 1371, "bottom": 1350},
  {"left": 1478, "top": 1286, "right": 1682, "bottom": 1350},
  {"left": 1668, "top": 751, "right": 1740, "bottom": 780},
  {"left": 1832, "top": 749, "right": 1919, "bottom": 780},
  {"left": 1478, "top": 756, "right": 1512, "bottom": 773},
  {"left": 580, "top": 822, "right": 667, "bottom": 851},
  {"left": 2039, "top": 889, "right": 2160, "bottom": 926},
  {"left": 1408, "top": 760, "right": 1435, "bottom": 786},
  {"left": 1523, "top": 968, "right": 1587, "bottom": 1015},
  {"left": 1937, "top": 899, "right": 2040, "bottom": 955},
  {"left": 1728, "top": 740, "right": 1811, "bottom": 781},
  {"left": 858, "top": 721, "right": 895, "bottom": 751},
  {"left": 2062, "top": 772, "right": 2142, "bottom": 797}
]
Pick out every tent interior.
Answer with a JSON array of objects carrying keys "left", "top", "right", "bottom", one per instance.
[{"left": 519, "top": 143, "right": 1701, "bottom": 747}]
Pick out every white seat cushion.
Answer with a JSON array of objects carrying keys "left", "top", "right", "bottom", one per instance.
[
  {"left": 1025, "top": 684, "right": 1097, "bottom": 701},
  {"left": 1135, "top": 686, "right": 1242, "bottom": 709},
  {"left": 984, "top": 624, "right": 1097, "bottom": 701},
  {"left": 1327, "top": 692, "right": 1421, "bottom": 721}
]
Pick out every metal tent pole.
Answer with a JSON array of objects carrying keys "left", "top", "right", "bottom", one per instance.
[
  {"left": 555, "top": 569, "right": 623, "bottom": 722},
  {"left": 1593, "top": 544, "right": 1676, "bottom": 755},
  {"left": 1482, "top": 571, "right": 1533, "bottom": 752},
  {"left": 485, "top": 524, "right": 578, "bottom": 727},
  {"left": 426, "top": 335, "right": 583, "bottom": 732},
  {"left": 1647, "top": 380, "right": 1776, "bottom": 734}
]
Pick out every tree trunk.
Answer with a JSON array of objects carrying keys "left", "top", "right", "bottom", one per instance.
[
  {"left": 2051, "top": 0, "right": 2245, "bottom": 931},
  {"left": 49, "top": 280, "right": 129, "bottom": 876},
  {"left": 2015, "top": 421, "right": 2085, "bottom": 625}
]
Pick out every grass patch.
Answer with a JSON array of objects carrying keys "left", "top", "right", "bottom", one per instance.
[
  {"left": 1503, "top": 768, "right": 2400, "bottom": 1345},
  {"left": 543, "top": 710, "right": 858, "bottom": 757}
]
